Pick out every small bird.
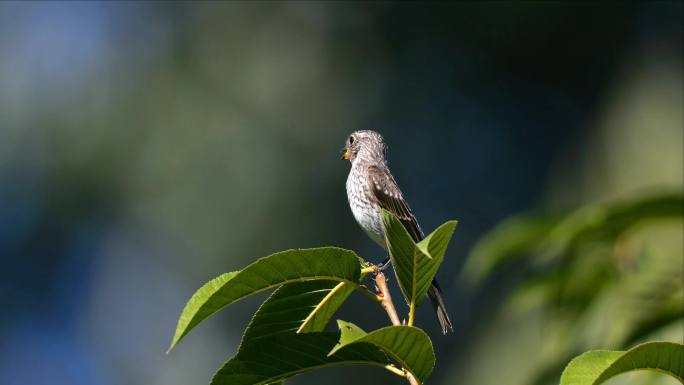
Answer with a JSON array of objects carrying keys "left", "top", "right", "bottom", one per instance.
[{"left": 342, "top": 130, "right": 453, "bottom": 334}]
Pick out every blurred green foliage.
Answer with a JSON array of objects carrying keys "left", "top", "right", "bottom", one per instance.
[
  {"left": 463, "top": 193, "right": 683, "bottom": 385},
  {"left": 0, "top": 3, "right": 680, "bottom": 385}
]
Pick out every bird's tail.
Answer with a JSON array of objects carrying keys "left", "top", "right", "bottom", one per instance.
[{"left": 427, "top": 280, "right": 453, "bottom": 334}]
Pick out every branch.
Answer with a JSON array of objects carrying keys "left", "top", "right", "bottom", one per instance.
[
  {"left": 408, "top": 300, "right": 416, "bottom": 326},
  {"left": 374, "top": 271, "right": 421, "bottom": 385},
  {"left": 375, "top": 272, "right": 402, "bottom": 326}
]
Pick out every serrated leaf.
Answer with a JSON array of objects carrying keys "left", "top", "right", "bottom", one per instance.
[
  {"left": 329, "top": 320, "right": 436, "bottom": 383},
  {"left": 169, "top": 247, "right": 361, "bottom": 351},
  {"left": 381, "top": 209, "right": 457, "bottom": 306},
  {"left": 559, "top": 341, "right": 684, "bottom": 385},
  {"left": 211, "top": 281, "right": 390, "bottom": 385}
]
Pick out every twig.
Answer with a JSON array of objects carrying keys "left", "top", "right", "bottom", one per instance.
[
  {"left": 374, "top": 271, "right": 421, "bottom": 385},
  {"left": 375, "top": 272, "right": 402, "bottom": 326},
  {"left": 405, "top": 371, "right": 420, "bottom": 385},
  {"left": 408, "top": 300, "right": 416, "bottom": 326}
]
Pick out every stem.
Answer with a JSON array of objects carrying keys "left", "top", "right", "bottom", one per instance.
[
  {"left": 384, "top": 364, "right": 406, "bottom": 377},
  {"left": 375, "top": 271, "right": 422, "bottom": 385},
  {"left": 375, "top": 272, "right": 402, "bottom": 327},
  {"left": 405, "top": 372, "right": 420, "bottom": 385},
  {"left": 408, "top": 300, "right": 416, "bottom": 326}
]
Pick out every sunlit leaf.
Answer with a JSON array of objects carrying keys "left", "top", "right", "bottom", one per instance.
[
  {"left": 329, "top": 320, "right": 436, "bottom": 383},
  {"left": 559, "top": 342, "right": 684, "bottom": 385},
  {"left": 381, "top": 209, "right": 457, "bottom": 306},
  {"left": 297, "top": 281, "right": 356, "bottom": 333},
  {"left": 169, "top": 247, "right": 362, "bottom": 351},
  {"left": 211, "top": 281, "right": 390, "bottom": 385},
  {"left": 240, "top": 281, "right": 353, "bottom": 345}
]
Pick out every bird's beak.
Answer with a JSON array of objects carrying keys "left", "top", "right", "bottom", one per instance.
[{"left": 341, "top": 147, "right": 350, "bottom": 160}]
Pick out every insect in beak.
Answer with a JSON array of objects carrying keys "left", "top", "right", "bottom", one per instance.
[{"left": 341, "top": 147, "right": 350, "bottom": 160}]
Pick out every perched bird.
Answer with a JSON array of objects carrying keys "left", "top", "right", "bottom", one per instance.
[{"left": 342, "top": 130, "right": 453, "bottom": 334}]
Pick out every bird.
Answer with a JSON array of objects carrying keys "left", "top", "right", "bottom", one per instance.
[{"left": 342, "top": 129, "right": 453, "bottom": 334}]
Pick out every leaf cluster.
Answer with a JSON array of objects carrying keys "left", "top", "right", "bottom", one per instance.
[{"left": 168, "top": 213, "right": 458, "bottom": 385}]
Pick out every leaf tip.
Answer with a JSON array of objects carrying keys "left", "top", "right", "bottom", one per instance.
[
  {"left": 166, "top": 341, "right": 176, "bottom": 355},
  {"left": 167, "top": 331, "right": 183, "bottom": 354},
  {"left": 441, "top": 219, "right": 459, "bottom": 234}
]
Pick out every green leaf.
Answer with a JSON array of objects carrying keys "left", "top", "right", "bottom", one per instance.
[
  {"left": 214, "top": 333, "right": 389, "bottom": 385},
  {"left": 416, "top": 221, "right": 459, "bottom": 262},
  {"left": 211, "top": 281, "right": 390, "bottom": 385},
  {"left": 169, "top": 247, "right": 362, "bottom": 351},
  {"left": 329, "top": 320, "right": 436, "bottom": 383},
  {"left": 334, "top": 320, "right": 369, "bottom": 345},
  {"left": 381, "top": 209, "right": 457, "bottom": 305},
  {"left": 239, "top": 281, "right": 351, "bottom": 344},
  {"left": 297, "top": 281, "right": 356, "bottom": 333},
  {"left": 559, "top": 341, "right": 684, "bottom": 385}
]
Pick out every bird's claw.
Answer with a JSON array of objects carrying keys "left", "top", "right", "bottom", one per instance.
[{"left": 375, "top": 257, "right": 391, "bottom": 272}]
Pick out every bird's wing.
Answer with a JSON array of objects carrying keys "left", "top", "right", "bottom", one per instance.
[{"left": 366, "top": 164, "right": 424, "bottom": 242}]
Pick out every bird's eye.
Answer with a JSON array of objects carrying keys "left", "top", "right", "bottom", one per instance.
[{"left": 348, "top": 136, "right": 354, "bottom": 145}]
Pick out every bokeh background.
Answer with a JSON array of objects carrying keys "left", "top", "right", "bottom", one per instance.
[{"left": 0, "top": 2, "right": 682, "bottom": 385}]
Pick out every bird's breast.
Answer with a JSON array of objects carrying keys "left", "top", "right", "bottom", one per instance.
[{"left": 346, "top": 165, "right": 386, "bottom": 248}]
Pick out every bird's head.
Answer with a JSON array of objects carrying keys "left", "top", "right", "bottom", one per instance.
[{"left": 341, "top": 130, "right": 386, "bottom": 163}]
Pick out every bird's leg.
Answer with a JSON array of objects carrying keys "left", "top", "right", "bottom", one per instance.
[{"left": 376, "top": 256, "right": 391, "bottom": 271}]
